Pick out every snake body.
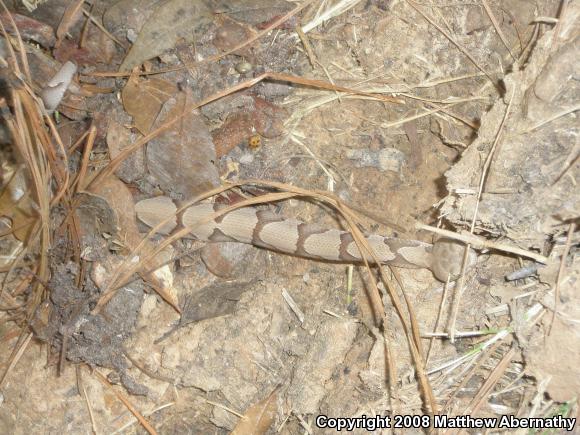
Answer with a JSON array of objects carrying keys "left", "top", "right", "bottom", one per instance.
[{"left": 135, "top": 197, "right": 474, "bottom": 281}]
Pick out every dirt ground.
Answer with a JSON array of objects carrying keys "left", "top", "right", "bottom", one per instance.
[{"left": 0, "top": 0, "right": 578, "bottom": 434}]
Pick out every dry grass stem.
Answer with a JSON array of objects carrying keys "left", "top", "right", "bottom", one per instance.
[
  {"left": 466, "top": 347, "right": 517, "bottom": 415},
  {"left": 301, "top": 0, "right": 362, "bottom": 33},
  {"left": 425, "top": 276, "right": 451, "bottom": 365},
  {"left": 444, "top": 86, "right": 515, "bottom": 341},
  {"left": 415, "top": 224, "right": 548, "bottom": 263},
  {"left": 81, "top": 383, "right": 99, "bottom": 435},
  {"left": 110, "top": 402, "right": 175, "bottom": 435},
  {"left": 481, "top": 0, "right": 517, "bottom": 61},
  {"left": 81, "top": 8, "right": 126, "bottom": 49},
  {"left": 0, "top": 331, "right": 33, "bottom": 388},
  {"left": 93, "top": 370, "right": 158, "bottom": 435},
  {"left": 404, "top": 0, "right": 498, "bottom": 89},
  {"left": 548, "top": 222, "right": 576, "bottom": 334}
]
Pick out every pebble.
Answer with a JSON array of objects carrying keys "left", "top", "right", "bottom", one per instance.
[
  {"left": 239, "top": 153, "right": 254, "bottom": 164},
  {"left": 235, "top": 60, "right": 253, "bottom": 74},
  {"left": 346, "top": 148, "right": 405, "bottom": 173}
]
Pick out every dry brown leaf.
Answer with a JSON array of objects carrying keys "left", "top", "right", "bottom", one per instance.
[
  {"left": 55, "top": 0, "right": 85, "bottom": 46},
  {"left": 231, "top": 387, "right": 279, "bottom": 435},
  {"left": 0, "top": 170, "right": 36, "bottom": 242},
  {"left": 121, "top": 73, "right": 176, "bottom": 135},
  {"left": 88, "top": 176, "right": 180, "bottom": 312},
  {"left": 145, "top": 92, "right": 220, "bottom": 198},
  {"left": 119, "top": 0, "right": 212, "bottom": 71},
  {"left": 9, "top": 204, "right": 36, "bottom": 242}
]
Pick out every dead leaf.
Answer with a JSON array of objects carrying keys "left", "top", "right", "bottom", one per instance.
[
  {"left": 0, "top": 168, "right": 36, "bottom": 242},
  {"left": 143, "top": 245, "right": 180, "bottom": 313},
  {"left": 106, "top": 113, "right": 146, "bottom": 183},
  {"left": 119, "top": 0, "right": 212, "bottom": 71},
  {"left": 88, "top": 176, "right": 180, "bottom": 312},
  {"left": 0, "top": 218, "right": 23, "bottom": 272},
  {"left": 88, "top": 175, "right": 142, "bottom": 247},
  {"left": 54, "top": 25, "right": 117, "bottom": 66},
  {"left": 5, "top": 205, "right": 35, "bottom": 242},
  {"left": 231, "top": 387, "right": 279, "bottom": 435},
  {"left": 103, "top": 0, "right": 162, "bottom": 40},
  {"left": 121, "top": 73, "right": 176, "bottom": 134},
  {"left": 146, "top": 92, "right": 220, "bottom": 198},
  {"left": 56, "top": 0, "right": 85, "bottom": 46},
  {"left": 0, "top": 12, "right": 56, "bottom": 48}
]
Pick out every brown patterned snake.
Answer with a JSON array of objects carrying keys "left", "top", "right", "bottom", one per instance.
[{"left": 135, "top": 197, "right": 476, "bottom": 281}]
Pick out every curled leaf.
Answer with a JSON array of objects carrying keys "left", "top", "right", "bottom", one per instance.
[{"left": 231, "top": 387, "right": 279, "bottom": 435}]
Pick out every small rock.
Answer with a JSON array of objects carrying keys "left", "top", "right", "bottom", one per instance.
[
  {"left": 235, "top": 60, "right": 253, "bottom": 74},
  {"left": 239, "top": 153, "right": 254, "bottom": 164},
  {"left": 213, "top": 20, "right": 253, "bottom": 53},
  {"left": 346, "top": 147, "right": 405, "bottom": 172},
  {"left": 201, "top": 242, "right": 251, "bottom": 278}
]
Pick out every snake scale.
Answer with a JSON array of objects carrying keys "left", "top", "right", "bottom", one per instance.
[{"left": 135, "top": 196, "right": 476, "bottom": 281}]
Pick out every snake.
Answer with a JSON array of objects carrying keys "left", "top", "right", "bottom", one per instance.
[{"left": 135, "top": 196, "right": 476, "bottom": 281}]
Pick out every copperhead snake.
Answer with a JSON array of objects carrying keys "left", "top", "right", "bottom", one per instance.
[{"left": 135, "top": 197, "right": 476, "bottom": 281}]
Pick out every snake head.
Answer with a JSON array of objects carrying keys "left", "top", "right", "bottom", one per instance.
[{"left": 430, "top": 238, "right": 477, "bottom": 282}]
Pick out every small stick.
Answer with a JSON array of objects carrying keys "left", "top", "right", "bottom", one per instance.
[
  {"left": 82, "top": 8, "right": 127, "bottom": 49},
  {"left": 426, "top": 275, "right": 451, "bottom": 365},
  {"left": 296, "top": 25, "right": 317, "bottom": 68},
  {"left": 447, "top": 86, "right": 516, "bottom": 342},
  {"left": 415, "top": 223, "right": 548, "bottom": 264},
  {"left": 466, "top": 347, "right": 516, "bottom": 415},
  {"left": 81, "top": 382, "right": 99, "bottom": 435},
  {"left": 75, "top": 124, "right": 97, "bottom": 192},
  {"left": 93, "top": 370, "right": 158, "bottom": 435},
  {"left": 200, "top": 0, "right": 317, "bottom": 67},
  {"left": 548, "top": 222, "right": 576, "bottom": 335},
  {"left": 481, "top": 0, "right": 516, "bottom": 61},
  {"left": 0, "top": 331, "right": 33, "bottom": 388}
]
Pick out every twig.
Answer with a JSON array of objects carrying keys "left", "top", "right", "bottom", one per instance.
[
  {"left": 524, "top": 103, "right": 580, "bottom": 133},
  {"left": 426, "top": 276, "right": 451, "bottom": 365},
  {"left": 481, "top": 0, "right": 516, "bottom": 61},
  {"left": 466, "top": 347, "right": 516, "bottom": 415},
  {"left": 0, "top": 331, "right": 33, "bottom": 388},
  {"left": 81, "top": 382, "right": 99, "bottom": 435},
  {"left": 111, "top": 402, "right": 175, "bottom": 435},
  {"left": 415, "top": 224, "right": 548, "bottom": 264},
  {"left": 548, "top": 222, "right": 576, "bottom": 335},
  {"left": 75, "top": 124, "right": 96, "bottom": 192},
  {"left": 296, "top": 25, "right": 317, "bottom": 68},
  {"left": 93, "top": 370, "right": 158, "bottom": 435},
  {"left": 201, "top": 0, "right": 317, "bottom": 66},
  {"left": 82, "top": 8, "right": 126, "bottom": 49},
  {"left": 447, "top": 87, "right": 516, "bottom": 342}
]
